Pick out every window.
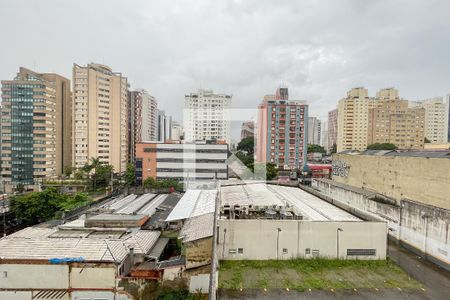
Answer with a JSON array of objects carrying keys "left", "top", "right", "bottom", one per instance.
[
  {"left": 238, "top": 248, "right": 243, "bottom": 254},
  {"left": 305, "top": 248, "right": 311, "bottom": 255},
  {"left": 312, "top": 250, "right": 320, "bottom": 257},
  {"left": 1, "top": 271, "right": 7, "bottom": 278},
  {"left": 228, "top": 249, "right": 237, "bottom": 254},
  {"left": 282, "top": 248, "right": 288, "bottom": 254}
]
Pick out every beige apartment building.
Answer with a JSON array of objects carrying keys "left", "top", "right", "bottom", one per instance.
[
  {"left": 1, "top": 67, "right": 72, "bottom": 192},
  {"left": 410, "top": 97, "right": 449, "bottom": 144},
  {"left": 337, "top": 87, "right": 378, "bottom": 152},
  {"left": 72, "top": 63, "right": 128, "bottom": 173},
  {"left": 368, "top": 89, "right": 425, "bottom": 149}
]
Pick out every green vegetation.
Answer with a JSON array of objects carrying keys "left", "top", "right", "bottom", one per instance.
[
  {"left": 10, "top": 188, "right": 91, "bottom": 225},
  {"left": 237, "top": 137, "right": 255, "bottom": 155},
  {"left": 143, "top": 177, "right": 183, "bottom": 192},
  {"left": 219, "top": 259, "right": 421, "bottom": 291},
  {"left": 307, "top": 144, "right": 326, "bottom": 153},
  {"left": 123, "top": 163, "right": 136, "bottom": 187},
  {"left": 235, "top": 142, "right": 278, "bottom": 180},
  {"left": 367, "top": 143, "right": 398, "bottom": 150}
]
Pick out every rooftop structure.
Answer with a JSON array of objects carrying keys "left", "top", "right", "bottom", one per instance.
[
  {"left": 166, "top": 189, "right": 217, "bottom": 221},
  {"left": 220, "top": 183, "right": 360, "bottom": 221}
]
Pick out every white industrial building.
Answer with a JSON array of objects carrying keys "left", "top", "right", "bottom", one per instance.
[
  {"left": 217, "top": 183, "right": 387, "bottom": 260},
  {"left": 183, "top": 89, "right": 232, "bottom": 144}
]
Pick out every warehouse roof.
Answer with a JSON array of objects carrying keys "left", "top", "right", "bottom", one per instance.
[
  {"left": 179, "top": 213, "right": 214, "bottom": 243},
  {"left": 0, "top": 226, "right": 160, "bottom": 263},
  {"left": 220, "top": 183, "right": 360, "bottom": 222},
  {"left": 338, "top": 150, "right": 450, "bottom": 159},
  {"left": 166, "top": 190, "right": 217, "bottom": 221}
]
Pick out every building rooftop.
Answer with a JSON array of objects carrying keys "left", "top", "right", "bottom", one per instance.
[
  {"left": 166, "top": 190, "right": 217, "bottom": 221},
  {"left": 338, "top": 150, "right": 450, "bottom": 159},
  {"left": 179, "top": 213, "right": 214, "bottom": 243},
  {"left": 0, "top": 228, "right": 160, "bottom": 263},
  {"left": 220, "top": 183, "right": 360, "bottom": 222}
]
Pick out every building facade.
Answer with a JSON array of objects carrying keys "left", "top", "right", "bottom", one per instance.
[
  {"left": 368, "top": 89, "right": 425, "bottom": 149},
  {"left": 337, "top": 87, "right": 378, "bottom": 152},
  {"left": 157, "top": 110, "right": 172, "bottom": 142},
  {"left": 327, "top": 108, "right": 338, "bottom": 152},
  {"left": 410, "top": 97, "right": 449, "bottom": 144},
  {"left": 171, "top": 121, "right": 183, "bottom": 141},
  {"left": 256, "top": 87, "right": 308, "bottom": 170},
  {"left": 72, "top": 63, "right": 129, "bottom": 173},
  {"left": 128, "top": 89, "right": 158, "bottom": 162},
  {"left": 240, "top": 121, "right": 255, "bottom": 140},
  {"left": 135, "top": 142, "right": 228, "bottom": 183},
  {"left": 307, "top": 117, "right": 321, "bottom": 145},
  {"left": 0, "top": 67, "right": 72, "bottom": 191},
  {"left": 184, "top": 89, "right": 231, "bottom": 144}
]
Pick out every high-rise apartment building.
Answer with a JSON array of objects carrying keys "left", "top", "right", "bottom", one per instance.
[
  {"left": 157, "top": 110, "right": 172, "bottom": 142},
  {"left": 184, "top": 89, "right": 231, "bottom": 143},
  {"left": 171, "top": 121, "right": 183, "bottom": 141},
  {"left": 327, "top": 108, "right": 338, "bottom": 152},
  {"left": 0, "top": 67, "right": 72, "bottom": 191},
  {"left": 72, "top": 63, "right": 128, "bottom": 173},
  {"left": 368, "top": 88, "right": 425, "bottom": 149},
  {"left": 256, "top": 87, "right": 308, "bottom": 170},
  {"left": 410, "top": 97, "right": 449, "bottom": 144},
  {"left": 337, "top": 87, "right": 378, "bottom": 152},
  {"left": 321, "top": 121, "right": 329, "bottom": 151},
  {"left": 240, "top": 121, "right": 255, "bottom": 140},
  {"left": 128, "top": 89, "right": 158, "bottom": 162},
  {"left": 307, "top": 117, "right": 321, "bottom": 145}
]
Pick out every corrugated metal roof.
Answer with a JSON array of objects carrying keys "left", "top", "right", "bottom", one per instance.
[
  {"left": 115, "top": 193, "right": 156, "bottom": 214},
  {"left": 0, "top": 228, "right": 160, "bottom": 263},
  {"left": 220, "top": 183, "right": 360, "bottom": 222},
  {"left": 179, "top": 213, "right": 214, "bottom": 243},
  {"left": 165, "top": 190, "right": 216, "bottom": 221},
  {"left": 148, "top": 237, "right": 170, "bottom": 259}
]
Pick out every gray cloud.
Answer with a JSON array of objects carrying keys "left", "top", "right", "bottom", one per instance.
[{"left": 1, "top": 0, "right": 450, "bottom": 140}]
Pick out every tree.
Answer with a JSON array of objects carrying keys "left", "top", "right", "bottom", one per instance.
[
  {"left": 307, "top": 144, "right": 326, "bottom": 153},
  {"left": 367, "top": 143, "right": 398, "bottom": 150},
  {"left": 235, "top": 151, "right": 254, "bottom": 167},
  {"left": 123, "top": 163, "right": 136, "bottom": 187},
  {"left": 265, "top": 163, "right": 278, "bottom": 180},
  {"left": 63, "top": 166, "right": 73, "bottom": 178},
  {"left": 143, "top": 177, "right": 157, "bottom": 188},
  {"left": 237, "top": 137, "right": 255, "bottom": 155},
  {"left": 15, "top": 183, "right": 24, "bottom": 194},
  {"left": 10, "top": 188, "right": 91, "bottom": 225}
]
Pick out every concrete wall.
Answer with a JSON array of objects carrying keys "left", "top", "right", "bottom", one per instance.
[
  {"left": 0, "top": 291, "right": 32, "bottom": 300},
  {"left": 70, "top": 266, "right": 116, "bottom": 289},
  {"left": 185, "top": 237, "right": 213, "bottom": 269},
  {"left": 217, "top": 219, "right": 387, "bottom": 260},
  {"left": 313, "top": 179, "right": 450, "bottom": 270},
  {"left": 0, "top": 264, "right": 69, "bottom": 289},
  {"left": 332, "top": 153, "right": 450, "bottom": 210}
]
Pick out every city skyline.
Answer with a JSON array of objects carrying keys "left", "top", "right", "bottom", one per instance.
[{"left": 1, "top": 0, "right": 450, "bottom": 141}]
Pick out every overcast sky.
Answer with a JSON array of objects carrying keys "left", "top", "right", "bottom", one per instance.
[{"left": 1, "top": 0, "right": 450, "bottom": 140}]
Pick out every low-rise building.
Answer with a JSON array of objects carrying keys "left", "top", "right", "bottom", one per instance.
[
  {"left": 135, "top": 142, "right": 228, "bottom": 183},
  {"left": 217, "top": 183, "right": 387, "bottom": 260}
]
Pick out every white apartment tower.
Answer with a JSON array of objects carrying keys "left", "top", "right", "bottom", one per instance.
[
  {"left": 410, "top": 97, "right": 449, "bottom": 144},
  {"left": 72, "top": 63, "right": 129, "bottom": 173},
  {"left": 308, "top": 117, "right": 322, "bottom": 145},
  {"left": 184, "top": 89, "right": 231, "bottom": 143}
]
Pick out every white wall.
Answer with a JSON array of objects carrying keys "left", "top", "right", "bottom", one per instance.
[
  {"left": 217, "top": 219, "right": 387, "bottom": 260},
  {"left": 0, "top": 291, "right": 32, "bottom": 300},
  {"left": 70, "top": 266, "right": 116, "bottom": 289},
  {"left": 0, "top": 264, "right": 68, "bottom": 289}
]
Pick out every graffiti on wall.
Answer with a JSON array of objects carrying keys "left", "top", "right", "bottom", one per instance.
[{"left": 332, "top": 160, "right": 349, "bottom": 177}]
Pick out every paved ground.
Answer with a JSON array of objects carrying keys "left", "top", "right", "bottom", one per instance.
[
  {"left": 388, "top": 241, "right": 450, "bottom": 300},
  {"left": 219, "top": 288, "right": 431, "bottom": 300}
]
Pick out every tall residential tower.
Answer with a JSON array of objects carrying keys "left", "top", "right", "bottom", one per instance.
[
  {"left": 184, "top": 89, "right": 231, "bottom": 143},
  {"left": 72, "top": 63, "right": 128, "bottom": 172},
  {"left": 256, "top": 87, "right": 308, "bottom": 170},
  {"left": 1, "top": 67, "right": 72, "bottom": 192}
]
